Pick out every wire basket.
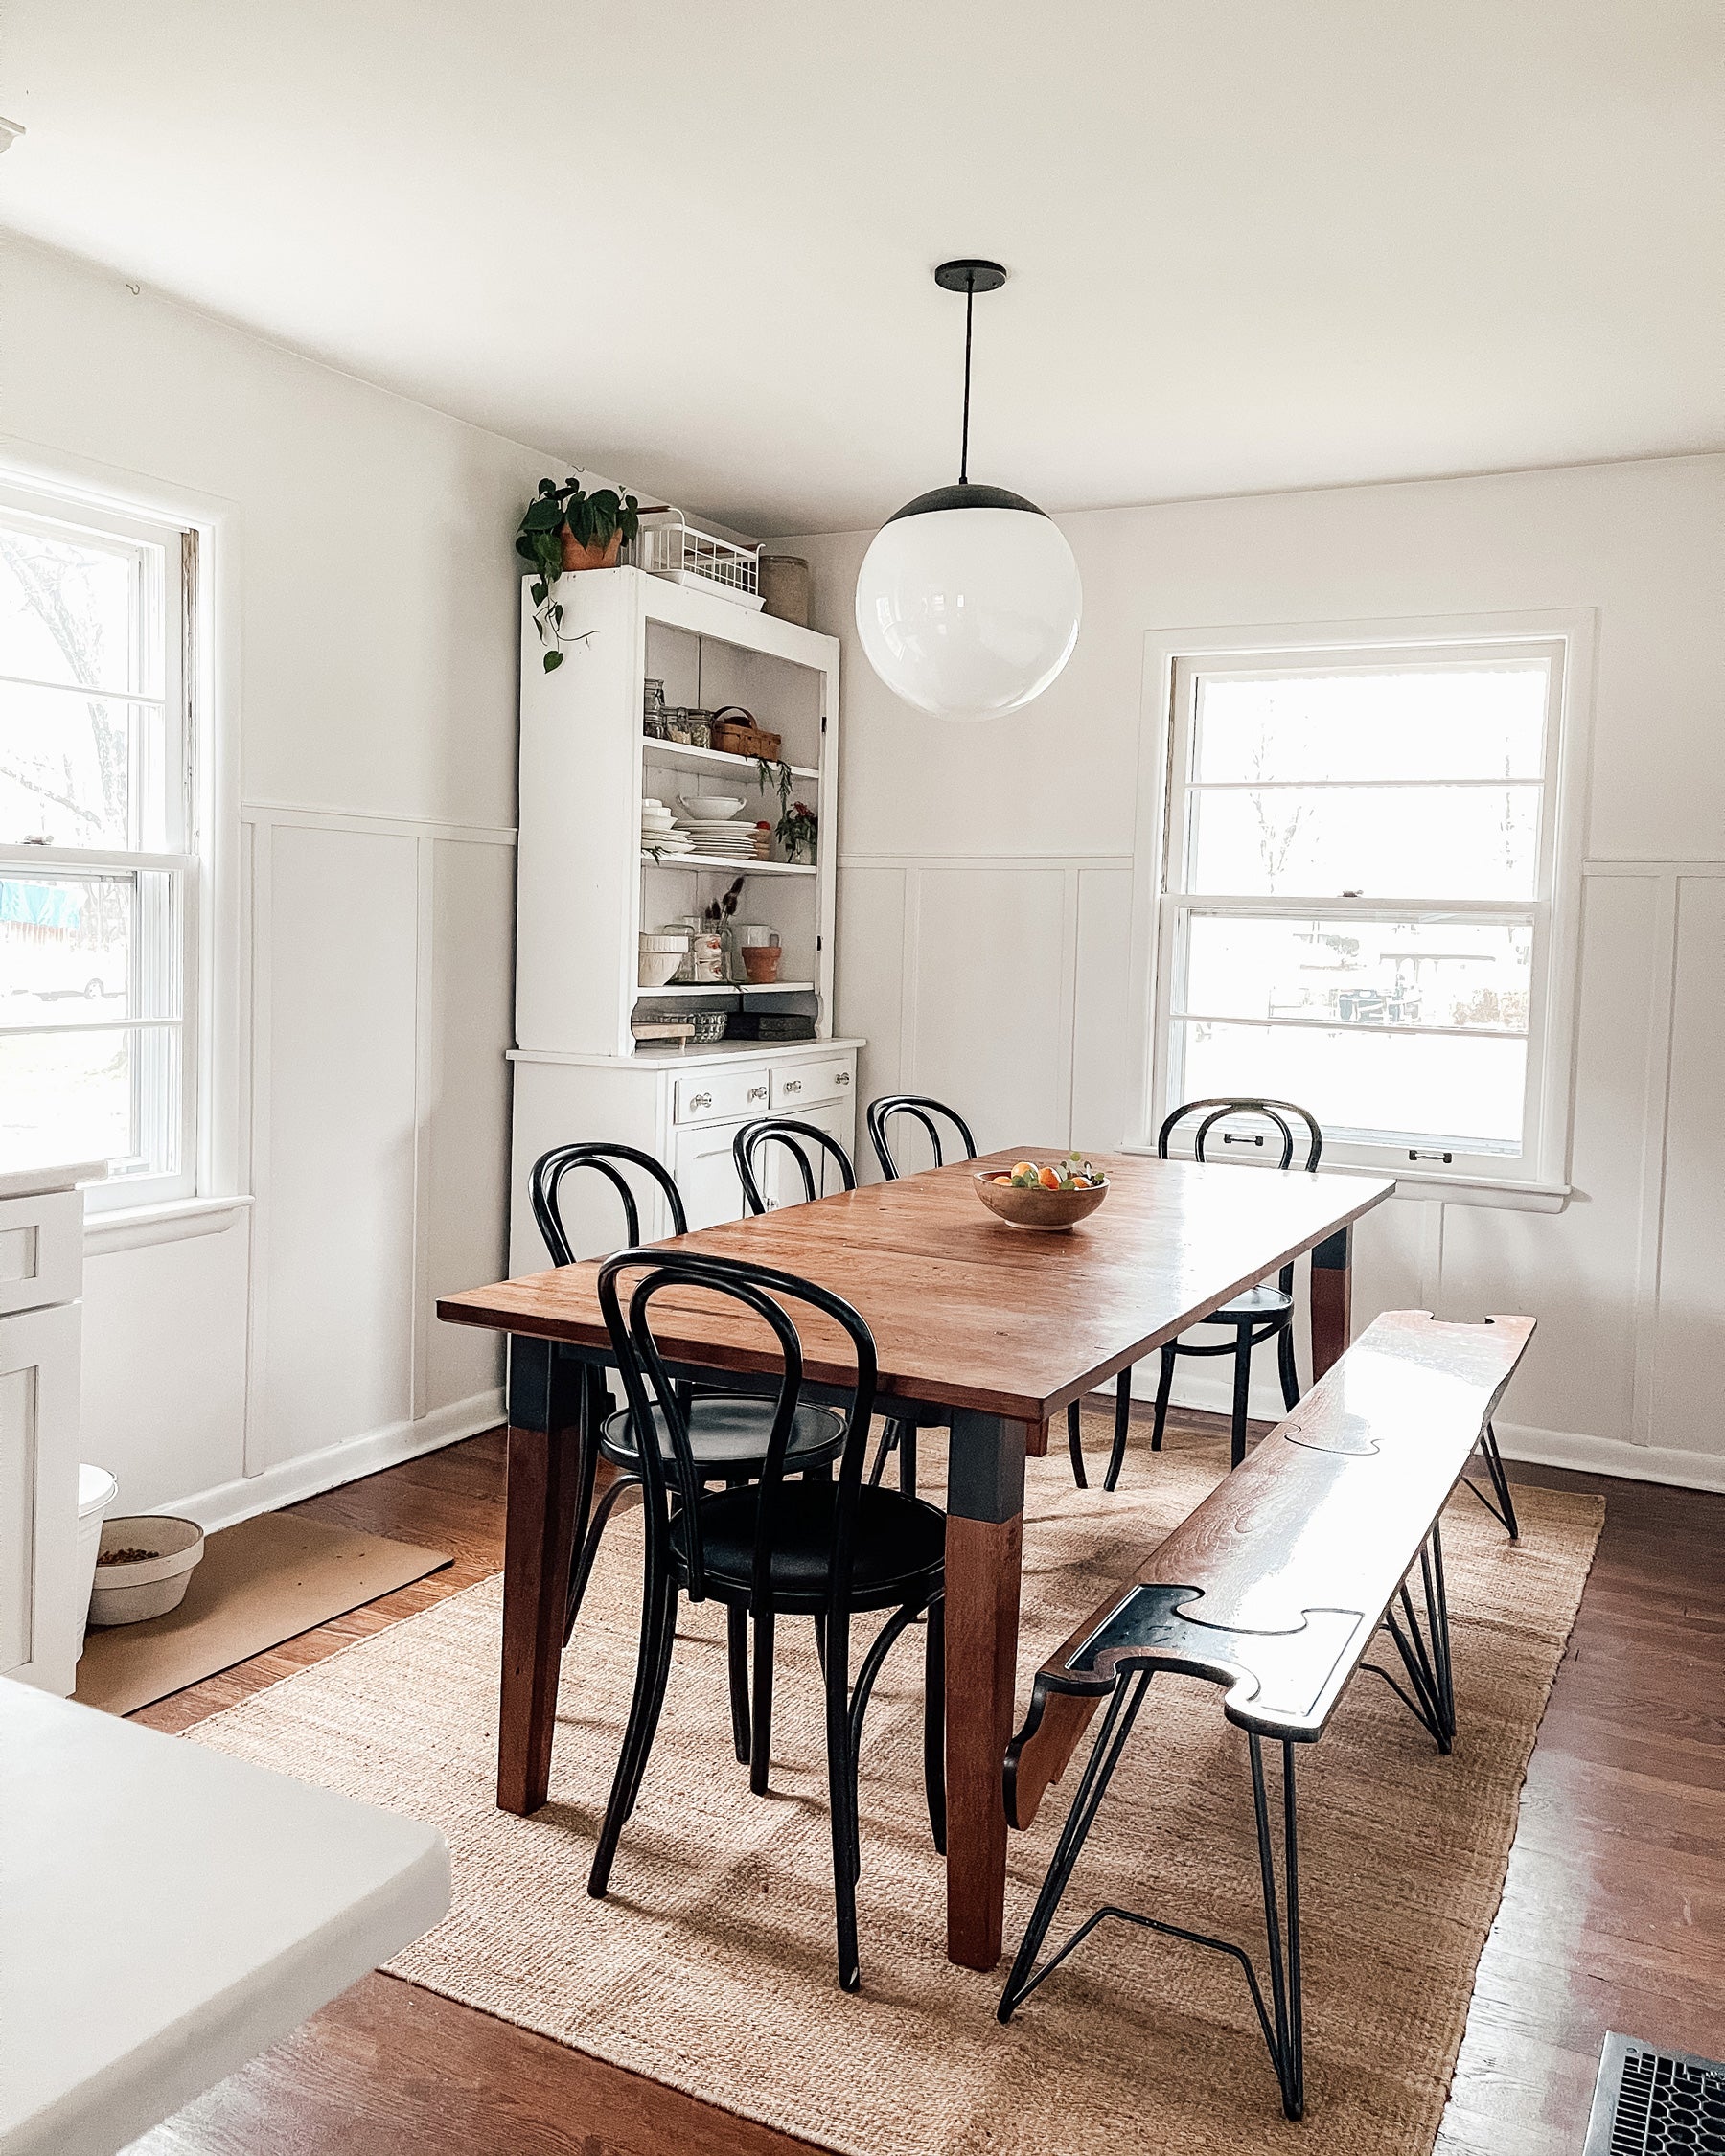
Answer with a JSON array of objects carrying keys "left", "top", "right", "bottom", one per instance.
[{"left": 631, "top": 510, "right": 764, "bottom": 610}]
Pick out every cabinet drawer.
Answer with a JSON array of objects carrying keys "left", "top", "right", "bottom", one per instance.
[
  {"left": 674, "top": 1064, "right": 771, "bottom": 1127},
  {"left": 770, "top": 1057, "right": 854, "bottom": 1113},
  {"left": 0, "top": 1189, "right": 83, "bottom": 1318}
]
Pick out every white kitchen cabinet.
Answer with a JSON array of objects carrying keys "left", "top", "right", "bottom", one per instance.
[
  {"left": 0, "top": 1163, "right": 98, "bottom": 1695},
  {"left": 507, "top": 556, "right": 862, "bottom": 1267}
]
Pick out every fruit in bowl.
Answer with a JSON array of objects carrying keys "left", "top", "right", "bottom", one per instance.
[{"left": 973, "top": 1153, "right": 1109, "bottom": 1230}]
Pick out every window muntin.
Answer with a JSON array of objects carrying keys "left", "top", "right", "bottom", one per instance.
[
  {"left": 0, "top": 489, "right": 195, "bottom": 1194},
  {"left": 1158, "top": 642, "right": 1568, "bottom": 1177}
]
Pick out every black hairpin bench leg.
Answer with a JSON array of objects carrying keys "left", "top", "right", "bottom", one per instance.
[
  {"left": 1367, "top": 1518, "right": 1457, "bottom": 1752},
  {"left": 1460, "top": 1418, "right": 1520, "bottom": 1541},
  {"left": 999, "top": 1674, "right": 1307, "bottom": 2122}
]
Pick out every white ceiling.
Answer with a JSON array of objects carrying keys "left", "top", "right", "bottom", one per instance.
[{"left": 2, "top": 2, "right": 1720, "bottom": 536}]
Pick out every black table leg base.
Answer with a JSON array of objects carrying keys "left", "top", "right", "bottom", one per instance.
[
  {"left": 999, "top": 1676, "right": 1305, "bottom": 2122},
  {"left": 1459, "top": 1418, "right": 1520, "bottom": 1541}
]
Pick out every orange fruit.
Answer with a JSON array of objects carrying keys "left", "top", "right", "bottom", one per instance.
[
  {"left": 1011, "top": 1160, "right": 1037, "bottom": 1180},
  {"left": 1038, "top": 1165, "right": 1061, "bottom": 1189},
  {"left": 993, "top": 1174, "right": 1012, "bottom": 1185}
]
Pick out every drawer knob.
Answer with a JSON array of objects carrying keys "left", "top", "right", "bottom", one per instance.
[
  {"left": 748, "top": 1086, "right": 767, "bottom": 1103},
  {"left": 836, "top": 1070, "right": 850, "bottom": 1086},
  {"left": 783, "top": 1079, "right": 801, "bottom": 1094},
  {"left": 689, "top": 1091, "right": 712, "bottom": 1111}
]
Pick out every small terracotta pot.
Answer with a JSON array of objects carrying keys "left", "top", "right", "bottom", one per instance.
[
  {"left": 561, "top": 528, "right": 623, "bottom": 572},
  {"left": 742, "top": 944, "right": 783, "bottom": 984}
]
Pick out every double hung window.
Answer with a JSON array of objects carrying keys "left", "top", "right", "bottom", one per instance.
[
  {"left": 1154, "top": 634, "right": 1578, "bottom": 1188},
  {"left": 0, "top": 486, "right": 197, "bottom": 1198}
]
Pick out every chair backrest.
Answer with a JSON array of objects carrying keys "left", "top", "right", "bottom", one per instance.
[
  {"left": 530, "top": 1141, "right": 688, "bottom": 1267},
  {"left": 597, "top": 1248, "right": 879, "bottom": 1609},
  {"left": 865, "top": 1093, "right": 978, "bottom": 1181},
  {"left": 1157, "top": 1097, "right": 1322, "bottom": 1174},
  {"left": 732, "top": 1116, "right": 857, "bottom": 1216}
]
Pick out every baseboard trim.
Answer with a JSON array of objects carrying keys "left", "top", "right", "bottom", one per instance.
[
  {"left": 1094, "top": 1366, "right": 1725, "bottom": 1494},
  {"left": 171, "top": 1388, "right": 506, "bottom": 1532},
  {"left": 1490, "top": 1420, "right": 1725, "bottom": 1495}
]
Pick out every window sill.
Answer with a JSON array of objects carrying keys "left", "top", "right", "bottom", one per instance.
[
  {"left": 83, "top": 1193, "right": 253, "bottom": 1255},
  {"left": 1118, "top": 1146, "right": 1570, "bottom": 1214}
]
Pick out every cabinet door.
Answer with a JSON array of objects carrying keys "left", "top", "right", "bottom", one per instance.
[
  {"left": 760, "top": 1100, "right": 854, "bottom": 1206},
  {"left": 0, "top": 1301, "right": 81, "bottom": 1692},
  {"left": 673, "top": 1121, "right": 749, "bottom": 1232}
]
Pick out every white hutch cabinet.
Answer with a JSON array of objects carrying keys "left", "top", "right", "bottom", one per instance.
[{"left": 508, "top": 566, "right": 861, "bottom": 1273}]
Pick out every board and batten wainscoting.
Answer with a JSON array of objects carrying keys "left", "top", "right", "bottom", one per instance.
[{"left": 78, "top": 800, "right": 517, "bottom": 1532}]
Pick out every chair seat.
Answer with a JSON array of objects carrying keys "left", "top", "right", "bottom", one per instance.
[
  {"left": 600, "top": 1396, "right": 845, "bottom": 1474},
  {"left": 1197, "top": 1282, "right": 1295, "bottom": 1324},
  {"left": 676, "top": 1480, "right": 947, "bottom": 1613}
]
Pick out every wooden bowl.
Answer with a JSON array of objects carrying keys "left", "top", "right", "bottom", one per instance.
[{"left": 973, "top": 1170, "right": 1109, "bottom": 1232}]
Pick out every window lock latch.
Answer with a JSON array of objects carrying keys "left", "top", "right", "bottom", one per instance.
[
  {"left": 1222, "top": 1131, "right": 1265, "bottom": 1146},
  {"left": 1408, "top": 1149, "right": 1454, "bottom": 1164}
]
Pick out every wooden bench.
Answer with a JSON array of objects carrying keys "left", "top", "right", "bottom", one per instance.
[{"left": 997, "top": 1310, "right": 1535, "bottom": 2120}]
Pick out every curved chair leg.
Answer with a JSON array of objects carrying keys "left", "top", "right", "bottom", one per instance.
[
  {"left": 564, "top": 1472, "right": 643, "bottom": 1643},
  {"left": 588, "top": 1561, "right": 677, "bottom": 1898},
  {"left": 1067, "top": 1399, "right": 1089, "bottom": 1489},
  {"left": 1150, "top": 1346, "right": 1176, "bottom": 1451},
  {"left": 867, "top": 1421, "right": 901, "bottom": 1489},
  {"left": 924, "top": 1594, "right": 946, "bottom": 1854},
  {"left": 1230, "top": 1329, "right": 1254, "bottom": 1469},
  {"left": 1103, "top": 1367, "right": 1134, "bottom": 1493},
  {"left": 726, "top": 1602, "right": 751, "bottom": 1764},
  {"left": 1276, "top": 1319, "right": 1300, "bottom": 1412},
  {"left": 749, "top": 1609, "right": 776, "bottom": 1796}
]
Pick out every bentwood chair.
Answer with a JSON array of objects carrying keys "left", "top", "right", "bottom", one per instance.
[
  {"left": 589, "top": 1248, "right": 946, "bottom": 1992},
  {"left": 865, "top": 1093, "right": 978, "bottom": 1181},
  {"left": 529, "top": 1144, "right": 845, "bottom": 1669},
  {"left": 1070, "top": 1098, "right": 1320, "bottom": 1485},
  {"left": 734, "top": 1116, "right": 932, "bottom": 1497}
]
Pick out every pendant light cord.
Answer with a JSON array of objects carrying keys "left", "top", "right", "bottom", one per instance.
[{"left": 958, "top": 273, "right": 975, "bottom": 486}]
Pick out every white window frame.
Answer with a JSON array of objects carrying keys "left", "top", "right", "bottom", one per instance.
[
  {"left": 1127, "top": 611, "right": 1596, "bottom": 1208},
  {"left": 0, "top": 479, "right": 201, "bottom": 1208}
]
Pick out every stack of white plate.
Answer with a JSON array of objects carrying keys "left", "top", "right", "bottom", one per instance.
[
  {"left": 642, "top": 796, "right": 693, "bottom": 856},
  {"left": 674, "top": 792, "right": 753, "bottom": 858}
]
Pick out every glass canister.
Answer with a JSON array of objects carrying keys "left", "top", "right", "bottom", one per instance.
[
  {"left": 642, "top": 677, "right": 668, "bottom": 739},
  {"left": 686, "top": 710, "right": 713, "bottom": 750},
  {"left": 666, "top": 706, "right": 694, "bottom": 745}
]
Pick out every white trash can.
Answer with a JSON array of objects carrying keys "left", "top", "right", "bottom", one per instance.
[{"left": 74, "top": 1464, "right": 118, "bottom": 1662}]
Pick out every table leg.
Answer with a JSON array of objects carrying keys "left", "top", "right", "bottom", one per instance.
[
  {"left": 1310, "top": 1225, "right": 1353, "bottom": 1379},
  {"left": 497, "top": 1338, "right": 585, "bottom": 1817},
  {"left": 943, "top": 1408, "right": 1028, "bottom": 1970}
]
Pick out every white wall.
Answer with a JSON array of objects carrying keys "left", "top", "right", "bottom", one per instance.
[
  {"left": 793, "top": 453, "right": 1725, "bottom": 1488},
  {"left": 2, "top": 236, "right": 553, "bottom": 1523}
]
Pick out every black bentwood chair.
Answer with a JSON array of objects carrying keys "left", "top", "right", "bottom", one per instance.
[
  {"left": 865, "top": 1093, "right": 978, "bottom": 1181},
  {"left": 734, "top": 1115, "right": 936, "bottom": 1499},
  {"left": 529, "top": 1143, "right": 845, "bottom": 1656},
  {"left": 588, "top": 1249, "right": 947, "bottom": 1992},
  {"left": 1090, "top": 1097, "right": 1320, "bottom": 1482}
]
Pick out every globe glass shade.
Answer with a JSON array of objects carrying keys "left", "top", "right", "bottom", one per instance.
[{"left": 853, "top": 502, "right": 1081, "bottom": 722}]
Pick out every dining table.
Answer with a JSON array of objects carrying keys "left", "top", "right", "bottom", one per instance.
[{"left": 437, "top": 1147, "right": 1395, "bottom": 1972}]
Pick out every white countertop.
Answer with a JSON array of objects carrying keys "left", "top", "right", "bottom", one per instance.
[
  {"left": 0, "top": 1682, "right": 449, "bottom": 2156},
  {"left": 511, "top": 1036, "right": 865, "bottom": 1071}
]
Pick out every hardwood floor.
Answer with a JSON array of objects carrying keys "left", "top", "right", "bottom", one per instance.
[{"left": 126, "top": 1417, "right": 1725, "bottom": 2156}]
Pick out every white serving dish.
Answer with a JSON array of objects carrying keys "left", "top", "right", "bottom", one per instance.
[
  {"left": 677, "top": 794, "right": 747, "bottom": 821},
  {"left": 89, "top": 1515, "right": 205, "bottom": 1625},
  {"left": 638, "top": 951, "right": 683, "bottom": 988},
  {"left": 640, "top": 932, "right": 690, "bottom": 952}
]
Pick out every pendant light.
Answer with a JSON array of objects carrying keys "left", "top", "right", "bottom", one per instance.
[{"left": 854, "top": 261, "right": 1081, "bottom": 722}]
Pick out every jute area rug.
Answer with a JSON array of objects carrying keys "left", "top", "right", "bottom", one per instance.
[{"left": 188, "top": 1426, "right": 1602, "bottom": 2156}]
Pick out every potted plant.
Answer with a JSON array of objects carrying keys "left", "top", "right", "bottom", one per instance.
[
  {"left": 776, "top": 799, "right": 818, "bottom": 865},
  {"left": 516, "top": 477, "right": 641, "bottom": 672}
]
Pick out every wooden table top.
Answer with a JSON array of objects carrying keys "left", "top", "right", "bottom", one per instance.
[{"left": 438, "top": 1151, "right": 1395, "bottom": 1425}]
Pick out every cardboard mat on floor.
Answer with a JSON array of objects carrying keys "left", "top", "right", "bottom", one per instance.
[{"left": 74, "top": 1512, "right": 450, "bottom": 1715}]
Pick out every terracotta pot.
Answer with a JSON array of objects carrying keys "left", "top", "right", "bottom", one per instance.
[
  {"left": 561, "top": 528, "right": 623, "bottom": 573},
  {"left": 742, "top": 944, "right": 783, "bottom": 984}
]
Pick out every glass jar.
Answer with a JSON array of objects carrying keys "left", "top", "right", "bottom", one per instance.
[
  {"left": 686, "top": 711, "right": 712, "bottom": 750},
  {"left": 666, "top": 707, "right": 694, "bottom": 745}
]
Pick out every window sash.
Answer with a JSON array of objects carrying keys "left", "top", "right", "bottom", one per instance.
[
  {"left": 1154, "top": 638, "right": 1569, "bottom": 1181},
  {"left": 0, "top": 479, "right": 196, "bottom": 1200}
]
